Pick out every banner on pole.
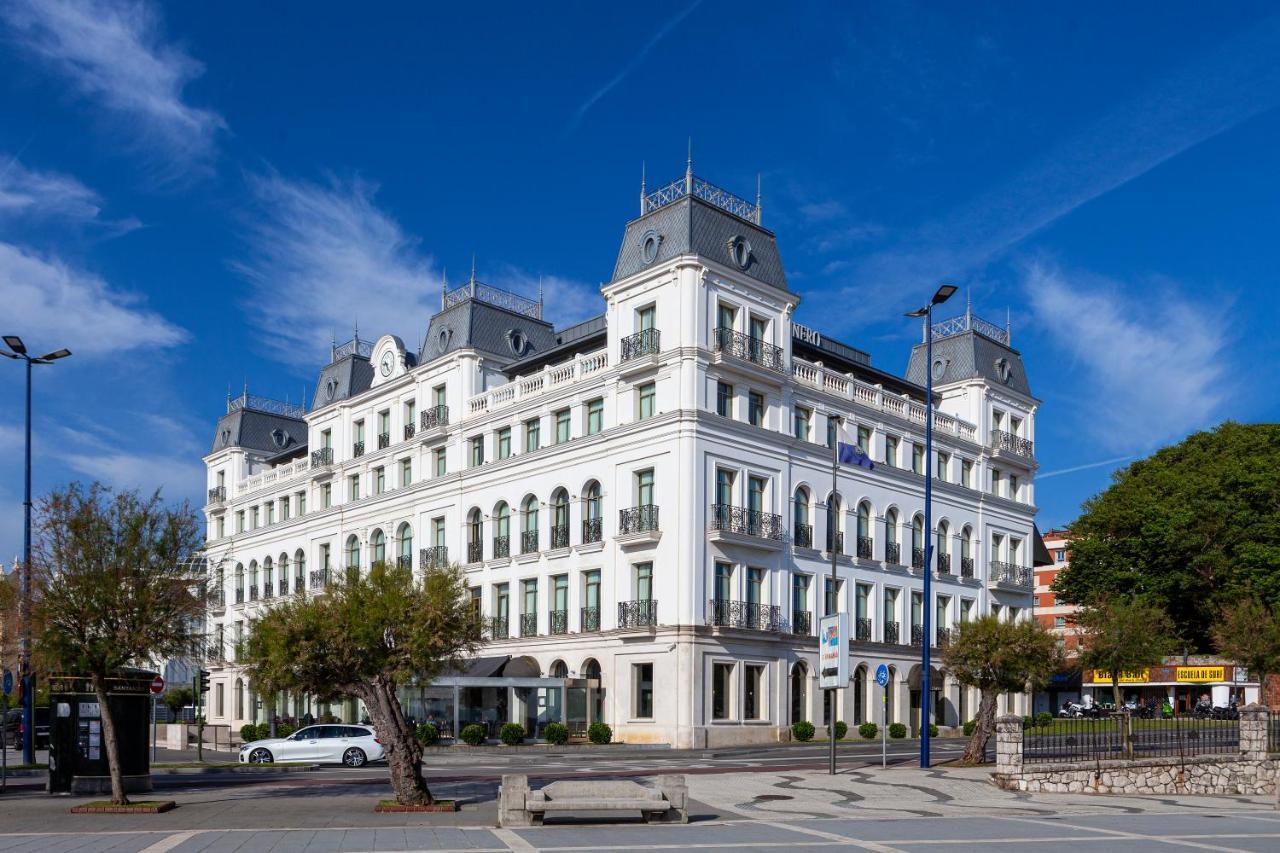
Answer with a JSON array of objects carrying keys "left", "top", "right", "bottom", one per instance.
[{"left": 819, "top": 614, "right": 849, "bottom": 689}]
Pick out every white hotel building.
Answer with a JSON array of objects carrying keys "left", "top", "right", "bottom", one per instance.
[{"left": 200, "top": 168, "right": 1044, "bottom": 748}]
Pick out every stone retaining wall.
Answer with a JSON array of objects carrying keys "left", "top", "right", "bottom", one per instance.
[{"left": 992, "top": 704, "right": 1277, "bottom": 798}]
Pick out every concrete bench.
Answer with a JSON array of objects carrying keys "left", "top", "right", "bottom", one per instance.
[{"left": 499, "top": 775, "right": 688, "bottom": 826}]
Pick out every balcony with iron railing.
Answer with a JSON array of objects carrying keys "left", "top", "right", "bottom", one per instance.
[
  {"left": 420, "top": 546, "right": 449, "bottom": 570},
  {"left": 791, "top": 610, "right": 812, "bottom": 635},
  {"left": 886, "top": 543, "right": 902, "bottom": 566},
  {"left": 581, "top": 517, "right": 602, "bottom": 545},
  {"left": 855, "top": 617, "right": 873, "bottom": 642},
  {"left": 311, "top": 446, "right": 334, "bottom": 467},
  {"left": 550, "top": 524, "right": 570, "bottom": 549},
  {"left": 911, "top": 624, "right": 925, "bottom": 647},
  {"left": 549, "top": 610, "right": 568, "bottom": 635},
  {"left": 520, "top": 531, "right": 539, "bottom": 555},
  {"left": 793, "top": 523, "right": 813, "bottom": 549},
  {"left": 395, "top": 555, "right": 412, "bottom": 570},
  {"left": 467, "top": 541, "right": 483, "bottom": 564},
  {"left": 960, "top": 556, "right": 975, "bottom": 578},
  {"left": 619, "top": 505, "right": 659, "bottom": 536},
  {"left": 520, "top": 613, "right": 538, "bottom": 637},
  {"left": 580, "top": 606, "right": 600, "bottom": 632},
  {"left": 883, "top": 621, "right": 900, "bottom": 644},
  {"left": 989, "top": 561, "right": 1033, "bottom": 589},
  {"left": 493, "top": 536, "right": 510, "bottom": 559},
  {"left": 353, "top": 441, "right": 365, "bottom": 458},
  {"left": 486, "top": 616, "right": 509, "bottom": 640},
  {"left": 937, "top": 553, "right": 952, "bottom": 575},
  {"left": 294, "top": 573, "right": 304, "bottom": 592},
  {"left": 420, "top": 405, "right": 449, "bottom": 433},
  {"left": 707, "top": 599, "right": 784, "bottom": 632},
  {"left": 712, "top": 327, "right": 785, "bottom": 373},
  {"left": 207, "top": 485, "right": 226, "bottom": 505},
  {"left": 309, "top": 569, "right": 328, "bottom": 589},
  {"left": 620, "top": 328, "right": 661, "bottom": 362},
  {"left": 825, "top": 531, "right": 844, "bottom": 554},
  {"left": 911, "top": 547, "right": 925, "bottom": 570},
  {"left": 709, "top": 504, "right": 785, "bottom": 544},
  {"left": 249, "top": 585, "right": 259, "bottom": 602},
  {"left": 618, "top": 599, "right": 658, "bottom": 629},
  {"left": 278, "top": 577, "right": 289, "bottom": 596},
  {"left": 262, "top": 581, "right": 273, "bottom": 599},
  {"left": 936, "top": 627, "right": 952, "bottom": 647},
  {"left": 378, "top": 432, "right": 391, "bottom": 450},
  {"left": 991, "top": 429, "right": 1034, "bottom": 459},
  {"left": 856, "top": 536, "right": 873, "bottom": 559},
  {"left": 404, "top": 422, "right": 416, "bottom": 440}
]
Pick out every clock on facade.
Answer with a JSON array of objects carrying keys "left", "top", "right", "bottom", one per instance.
[{"left": 380, "top": 351, "right": 395, "bottom": 377}]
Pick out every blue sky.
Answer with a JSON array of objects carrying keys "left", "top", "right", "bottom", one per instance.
[{"left": 2, "top": 0, "right": 1279, "bottom": 560}]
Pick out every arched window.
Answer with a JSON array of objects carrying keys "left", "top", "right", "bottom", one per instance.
[
  {"left": 295, "top": 549, "right": 306, "bottom": 589},
  {"left": 793, "top": 488, "right": 811, "bottom": 548},
  {"left": 262, "top": 557, "right": 273, "bottom": 596},
  {"left": 549, "top": 660, "right": 569, "bottom": 678},
  {"left": 370, "top": 529, "right": 386, "bottom": 565},
  {"left": 911, "top": 514, "right": 925, "bottom": 569},
  {"left": 856, "top": 501, "right": 872, "bottom": 558},
  {"left": 853, "top": 665, "right": 867, "bottom": 724},
  {"left": 960, "top": 526, "right": 973, "bottom": 576},
  {"left": 521, "top": 495, "right": 539, "bottom": 554},
  {"left": 397, "top": 523, "right": 413, "bottom": 566},
  {"left": 234, "top": 563, "right": 244, "bottom": 601},
  {"left": 884, "top": 510, "right": 899, "bottom": 564},
  {"left": 582, "top": 658, "right": 601, "bottom": 679},
  {"left": 248, "top": 560, "right": 259, "bottom": 599},
  {"left": 467, "top": 508, "right": 483, "bottom": 562},
  {"left": 582, "top": 482, "right": 602, "bottom": 543},
  {"left": 551, "top": 488, "right": 569, "bottom": 548},
  {"left": 937, "top": 521, "right": 950, "bottom": 573},
  {"left": 494, "top": 502, "right": 510, "bottom": 557},
  {"left": 826, "top": 492, "right": 842, "bottom": 552},
  {"left": 278, "top": 553, "right": 288, "bottom": 592},
  {"left": 346, "top": 535, "right": 361, "bottom": 570},
  {"left": 886, "top": 666, "right": 897, "bottom": 724}
]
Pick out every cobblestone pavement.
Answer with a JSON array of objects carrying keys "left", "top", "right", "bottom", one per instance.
[{"left": 0, "top": 765, "right": 1276, "bottom": 851}]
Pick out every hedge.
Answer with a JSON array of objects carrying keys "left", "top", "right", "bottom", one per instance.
[
  {"left": 888, "top": 722, "right": 907, "bottom": 739},
  {"left": 833, "top": 720, "right": 848, "bottom": 740},
  {"left": 858, "top": 722, "right": 878, "bottom": 739},
  {"left": 415, "top": 723, "right": 439, "bottom": 745},
  {"left": 543, "top": 722, "right": 569, "bottom": 745},
  {"left": 460, "top": 723, "right": 486, "bottom": 746},
  {"left": 588, "top": 721, "right": 613, "bottom": 744},
  {"left": 792, "top": 720, "right": 815, "bottom": 742}
]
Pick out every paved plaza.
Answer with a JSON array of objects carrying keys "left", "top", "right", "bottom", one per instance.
[{"left": 0, "top": 762, "right": 1276, "bottom": 851}]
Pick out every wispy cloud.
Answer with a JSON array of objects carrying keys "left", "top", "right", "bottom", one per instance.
[
  {"left": 566, "top": 0, "right": 702, "bottom": 134},
  {"left": 0, "top": 0, "right": 225, "bottom": 172},
  {"left": 1025, "top": 262, "right": 1231, "bottom": 453},
  {"left": 1037, "top": 455, "right": 1133, "bottom": 480},
  {"left": 0, "top": 241, "right": 187, "bottom": 355},
  {"left": 486, "top": 263, "right": 602, "bottom": 329},
  {"left": 0, "top": 153, "right": 141, "bottom": 233},
  {"left": 234, "top": 170, "right": 439, "bottom": 367}
]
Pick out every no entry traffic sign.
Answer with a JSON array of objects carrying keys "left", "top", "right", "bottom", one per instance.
[{"left": 150, "top": 675, "right": 165, "bottom": 695}]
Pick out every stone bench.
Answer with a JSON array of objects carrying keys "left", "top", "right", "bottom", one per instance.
[{"left": 499, "top": 775, "right": 688, "bottom": 826}]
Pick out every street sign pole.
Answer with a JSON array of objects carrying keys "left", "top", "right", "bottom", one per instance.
[
  {"left": 875, "top": 664, "right": 889, "bottom": 769},
  {"left": 149, "top": 674, "right": 164, "bottom": 764},
  {"left": 2, "top": 668, "right": 12, "bottom": 792}
]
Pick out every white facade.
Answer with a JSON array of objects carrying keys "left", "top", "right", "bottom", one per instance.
[{"left": 200, "top": 173, "right": 1040, "bottom": 747}]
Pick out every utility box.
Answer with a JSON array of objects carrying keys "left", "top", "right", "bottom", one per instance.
[{"left": 48, "top": 670, "right": 156, "bottom": 795}]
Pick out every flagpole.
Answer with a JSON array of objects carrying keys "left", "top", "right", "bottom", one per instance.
[{"left": 830, "top": 424, "right": 838, "bottom": 777}]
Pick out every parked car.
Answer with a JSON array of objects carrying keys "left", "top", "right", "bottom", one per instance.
[
  {"left": 3, "top": 706, "right": 49, "bottom": 749},
  {"left": 238, "top": 724, "right": 383, "bottom": 767},
  {"left": 1, "top": 709, "right": 19, "bottom": 744}
]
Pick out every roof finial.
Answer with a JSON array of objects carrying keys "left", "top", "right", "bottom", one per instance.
[
  {"left": 756, "top": 172, "right": 763, "bottom": 224},
  {"left": 1006, "top": 306, "right": 1012, "bottom": 344},
  {"left": 470, "top": 254, "right": 477, "bottom": 292},
  {"left": 685, "top": 137, "right": 694, "bottom": 193},
  {"left": 538, "top": 275, "right": 544, "bottom": 307},
  {"left": 441, "top": 267, "right": 448, "bottom": 309},
  {"left": 639, "top": 161, "right": 647, "bottom": 214}
]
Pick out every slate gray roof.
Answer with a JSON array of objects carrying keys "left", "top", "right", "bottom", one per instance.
[
  {"left": 210, "top": 408, "right": 308, "bottom": 455},
  {"left": 311, "top": 354, "right": 375, "bottom": 412},
  {"left": 416, "top": 298, "right": 558, "bottom": 366},
  {"left": 503, "top": 313, "right": 608, "bottom": 378},
  {"left": 610, "top": 195, "right": 790, "bottom": 292},
  {"left": 905, "top": 330, "right": 1034, "bottom": 398}
]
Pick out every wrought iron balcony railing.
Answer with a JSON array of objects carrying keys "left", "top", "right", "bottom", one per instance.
[
  {"left": 520, "top": 531, "right": 539, "bottom": 554},
  {"left": 377, "top": 432, "right": 391, "bottom": 450},
  {"left": 493, "top": 536, "right": 510, "bottom": 559},
  {"left": 886, "top": 543, "right": 902, "bottom": 565},
  {"left": 486, "top": 616, "right": 509, "bottom": 640},
  {"left": 619, "top": 505, "right": 659, "bottom": 535},
  {"left": 550, "top": 524, "right": 569, "bottom": 549},
  {"left": 960, "top": 556, "right": 975, "bottom": 578},
  {"left": 467, "top": 541, "right": 483, "bottom": 564},
  {"left": 936, "top": 627, "right": 952, "bottom": 647},
  {"left": 857, "top": 536, "right": 873, "bottom": 559},
  {"left": 911, "top": 624, "right": 926, "bottom": 647},
  {"left": 712, "top": 327, "right": 785, "bottom": 372},
  {"left": 912, "top": 547, "right": 925, "bottom": 570},
  {"left": 792, "top": 610, "right": 812, "bottom": 635},
  {"left": 262, "top": 582, "right": 273, "bottom": 598},
  {"left": 234, "top": 587, "right": 244, "bottom": 604},
  {"left": 520, "top": 613, "right": 538, "bottom": 637},
  {"left": 989, "top": 561, "right": 1033, "bottom": 588},
  {"left": 826, "top": 531, "right": 844, "bottom": 553},
  {"left": 883, "top": 621, "right": 900, "bottom": 644},
  {"left": 793, "top": 523, "right": 813, "bottom": 548},
  {"left": 549, "top": 610, "right": 568, "bottom": 635},
  {"left": 353, "top": 441, "right": 365, "bottom": 458},
  {"left": 991, "top": 429, "right": 1034, "bottom": 458},
  {"left": 856, "top": 616, "right": 873, "bottom": 642},
  {"left": 420, "top": 405, "right": 449, "bottom": 431},
  {"left": 707, "top": 598, "right": 783, "bottom": 631},
  {"left": 309, "top": 569, "right": 328, "bottom": 589},
  {"left": 249, "top": 585, "right": 259, "bottom": 602},
  {"left": 420, "top": 546, "right": 448, "bottom": 570},
  {"left": 395, "top": 555, "right": 412, "bottom": 570},
  {"left": 581, "top": 517, "right": 603, "bottom": 544},
  {"left": 621, "top": 328, "right": 661, "bottom": 361},
  {"left": 294, "top": 573, "right": 304, "bottom": 591},
  {"left": 311, "top": 447, "right": 333, "bottom": 467},
  {"left": 580, "top": 606, "right": 600, "bottom": 632},
  {"left": 208, "top": 486, "right": 225, "bottom": 504},
  {"left": 618, "top": 599, "right": 658, "bottom": 628},
  {"left": 937, "top": 553, "right": 952, "bottom": 574},
  {"left": 278, "top": 577, "right": 289, "bottom": 596},
  {"left": 709, "top": 504, "right": 785, "bottom": 541},
  {"left": 404, "top": 422, "right": 416, "bottom": 440}
]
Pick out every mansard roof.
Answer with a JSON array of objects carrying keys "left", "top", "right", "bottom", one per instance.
[
  {"left": 210, "top": 397, "right": 308, "bottom": 456},
  {"left": 905, "top": 312, "right": 1033, "bottom": 399},
  {"left": 310, "top": 352, "right": 375, "bottom": 412},
  {"left": 416, "top": 282, "right": 560, "bottom": 367}
]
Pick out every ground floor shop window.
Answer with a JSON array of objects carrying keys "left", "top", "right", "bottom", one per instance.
[
  {"left": 744, "top": 664, "right": 765, "bottom": 720},
  {"left": 712, "top": 662, "right": 734, "bottom": 720},
  {"left": 633, "top": 663, "right": 654, "bottom": 718},
  {"left": 790, "top": 662, "right": 808, "bottom": 723}
]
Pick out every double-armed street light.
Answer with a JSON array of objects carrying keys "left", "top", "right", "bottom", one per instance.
[
  {"left": 904, "top": 285, "right": 957, "bottom": 770},
  {"left": 1, "top": 335, "right": 72, "bottom": 765}
]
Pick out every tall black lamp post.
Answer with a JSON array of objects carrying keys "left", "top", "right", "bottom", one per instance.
[
  {"left": 904, "top": 285, "right": 956, "bottom": 769},
  {"left": 1, "top": 335, "right": 72, "bottom": 764}
]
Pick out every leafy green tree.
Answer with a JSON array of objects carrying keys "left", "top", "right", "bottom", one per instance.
[
  {"left": 162, "top": 686, "right": 194, "bottom": 718},
  {"left": 1052, "top": 422, "right": 1280, "bottom": 649},
  {"left": 1213, "top": 596, "right": 1280, "bottom": 704},
  {"left": 33, "top": 484, "right": 204, "bottom": 805},
  {"left": 241, "top": 561, "right": 480, "bottom": 805},
  {"left": 941, "top": 616, "right": 1060, "bottom": 764}
]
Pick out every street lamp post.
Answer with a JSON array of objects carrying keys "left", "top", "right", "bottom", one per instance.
[
  {"left": 904, "top": 286, "right": 956, "bottom": 770},
  {"left": 1, "top": 335, "right": 71, "bottom": 765}
]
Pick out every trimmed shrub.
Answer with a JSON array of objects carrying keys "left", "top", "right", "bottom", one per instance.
[
  {"left": 588, "top": 721, "right": 613, "bottom": 744},
  {"left": 1021, "top": 715, "right": 1034, "bottom": 730},
  {"left": 240, "top": 724, "right": 260, "bottom": 743},
  {"left": 792, "top": 720, "right": 816, "bottom": 742},
  {"left": 833, "top": 720, "right": 848, "bottom": 740},
  {"left": 962, "top": 719, "right": 977, "bottom": 737},
  {"left": 415, "top": 723, "right": 439, "bottom": 745},
  {"left": 1035, "top": 711, "right": 1054, "bottom": 728},
  {"left": 858, "top": 722, "right": 878, "bottom": 739},
  {"left": 460, "top": 723, "right": 486, "bottom": 746},
  {"left": 500, "top": 723, "right": 525, "bottom": 745},
  {"left": 543, "top": 722, "right": 569, "bottom": 745},
  {"left": 928, "top": 723, "right": 939, "bottom": 737},
  {"left": 888, "top": 722, "right": 907, "bottom": 739},
  {"left": 275, "top": 722, "right": 296, "bottom": 738}
]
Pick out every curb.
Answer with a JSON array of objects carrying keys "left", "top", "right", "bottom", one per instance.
[{"left": 71, "top": 801, "right": 177, "bottom": 814}]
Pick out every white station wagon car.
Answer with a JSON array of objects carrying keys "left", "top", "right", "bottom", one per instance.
[{"left": 239, "top": 724, "right": 384, "bottom": 767}]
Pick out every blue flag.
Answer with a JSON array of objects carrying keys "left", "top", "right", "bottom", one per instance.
[{"left": 837, "top": 441, "right": 875, "bottom": 470}]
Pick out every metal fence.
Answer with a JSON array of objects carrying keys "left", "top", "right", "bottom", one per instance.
[
  {"left": 1270, "top": 715, "right": 1280, "bottom": 754},
  {"left": 1023, "top": 714, "right": 1240, "bottom": 765}
]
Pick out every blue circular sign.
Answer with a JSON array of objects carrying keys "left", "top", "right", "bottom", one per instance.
[
  {"left": 875, "top": 664, "right": 889, "bottom": 688},
  {"left": 2, "top": 669, "right": 12, "bottom": 696}
]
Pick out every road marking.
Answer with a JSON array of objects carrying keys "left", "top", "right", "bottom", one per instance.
[
  {"left": 761, "top": 820, "right": 906, "bottom": 851},
  {"left": 493, "top": 827, "right": 538, "bottom": 852},
  {"left": 139, "top": 831, "right": 203, "bottom": 853}
]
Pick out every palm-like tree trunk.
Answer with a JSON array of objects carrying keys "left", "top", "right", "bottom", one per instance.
[
  {"left": 355, "top": 675, "right": 431, "bottom": 805},
  {"left": 91, "top": 673, "right": 128, "bottom": 806},
  {"left": 962, "top": 689, "right": 999, "bottom": 764}
]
